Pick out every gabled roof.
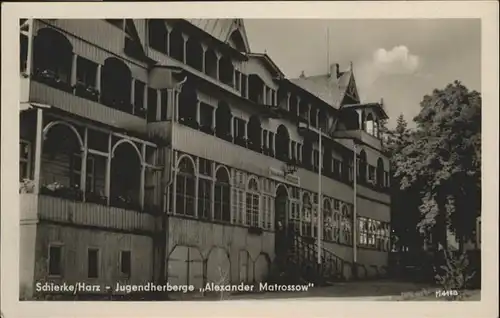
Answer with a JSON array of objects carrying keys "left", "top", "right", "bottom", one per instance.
[
  {"left": 185, "top": 19, "right": 251, "bottom": 53},
  {"left": 246, "top": 53, "right": 285, "bottom": 79},
  {"left": 289, "top": 69, "right": 353, "bottom": 109}
]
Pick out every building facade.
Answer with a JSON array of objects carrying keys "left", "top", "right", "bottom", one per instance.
[{"left": 19, "top": 18, "right": 391, "bottom": 299}]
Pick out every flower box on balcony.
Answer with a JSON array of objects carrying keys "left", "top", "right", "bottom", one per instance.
[
  {"left": 215, "top": 131, "right": 233, "bottom": 142},
  {"left": 134, "top": 107, "right": 147, "bottom": 119},
  {"left": 33, "top": 69, "right": 73, "bottom": 93},
  {"left": 74, "top": 81, "right": 99, "bottom": 102},
  {"left": 247, "top": 141, "right": 262, "bottom": 153},
  {"left": 248, "top": 226, "right": 263, "bottom": 235},
  {"left": 85, "top": 191, "right": 108, "bottom": 206},
  {"left": 179, "top": 117, "right": 199, "bottom": 130},
  {"left": 200, "top": 125, "right": 215, "bottom": 135},
  {"left": 40, "top": 183, "right": 83, "bottom": 201},
  {"left": 110, "top": 195, "right": 142, "bottom": 211},
  {"left": 234, "top": 136, "right": 248, "bottom": 147}
]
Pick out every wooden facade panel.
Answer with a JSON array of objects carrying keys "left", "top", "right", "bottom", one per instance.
[
  {"left": 34, "top": 224, "right": 153, "bottom": 289},
  {"left": 37, "top": 195, "right": 156, "bottom": 233},
  {"left": 30, "top": 81, "right": 147, "bottom": 134}
]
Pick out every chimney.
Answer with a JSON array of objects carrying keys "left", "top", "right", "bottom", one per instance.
[
  {"left": 299, "top": 70, "right": 305, "bottom": 78},
  {"left": 329, "top": 63, "right": 340, "bottom": 78}
]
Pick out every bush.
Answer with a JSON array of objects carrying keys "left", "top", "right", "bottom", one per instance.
[{"left": 434, "top": 250, "right": 476, "bottom": 300}]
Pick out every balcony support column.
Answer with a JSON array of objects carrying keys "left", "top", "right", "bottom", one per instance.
[
  {"left": 201, "top": 44, "right": 207, "bottom": 73},
  {"left": 182, "top": 34, "right": 188, "bottom": 64},
  {"left": 140, "top": 144, "right": 146, "bottom": 209},
  {"left": 229, "top": 115, "right": 234, "bottom": 140},
  {"left": 196, "top": 101, "right": 201, "bottom": 124},
  {"left": 130, "top": 79, "right": 136, "bottom": 113},
  {"left": 211, "top": 107, "right": 216, "bottom": 131},
  {"left": 80, "top": 128, "right": 88, "bottom": 200},
  {"left": 245, "top": 76, "right": 249, "bottom": 98},
  {"left": 33, "top": 108, "right": 44, "bottom": 194},
  {"left": 95, "top": 64, "right": 102, "bottom": 98},
  {"left": 215, "top": 53, "right": 221, "bottom": 81},
  {"left": 105, "top": 133, "right": 112, "bottom": 205},
  {"left": 194, "top": 158, "right": 199, "bottom": 218},
  {"left": 262, "top": 85, "right": 266, "bottom": 105},
  {"left": 166, "top": 25, "right": 172, "bottom": 55},
  {"left": 71, "top": 54, "right": 78, "bottom": 87}
]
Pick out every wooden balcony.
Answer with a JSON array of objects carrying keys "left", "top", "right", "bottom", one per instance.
[
  {"left": 20, "top": 193, "right": 157, "bottom": 235},
  {"left": 332, "top": 129, "right": 382, "bottom": 151},
  {"left": 29, "top": 79, "right": 147, "bottom": 134}
]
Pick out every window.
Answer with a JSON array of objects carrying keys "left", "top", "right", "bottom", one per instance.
[
  {"left": 262, "top": 130, "right": 268, "bottom": 149},
  {"left": 214, "top": 168, "right": 231, "bottom": 222},
  {"left": 147, "top": 87, "right": 158, "bottom": 121},
  {"left": 291, "top": 141, "right": 297, "bottom": 160},
  {"left": 87, "top": 248, "right": 99, "bottom": 278},
  {"left": 120, "top": 250, "right": 131, "bottom": 278},
  {"left": 246, "top": 178, "right": 260, "bottom": 227},
  {"left": 232, "top": 171, "right": 245, "bottom": 224},
  {"left": 48, "top": 245, "right": 63, "bottom": 276},
  {"left": 262, "top": 195, "right": 273, "bottom": 230},
  {"left": 358, "top": 218, "right": 389, "bottom": 251},
  {"left": 235, "top": 70, "right": 241, "bottom": 91},
  {"left": 70, "top": 153, "right": 95, "bottom": 192},
  {"left": 333, "top": 199, "right": 340, "bottom": 211},
  {"left": 198, "top": 158, "right": 212, "bottom": 176},
  {"left": 359, "top": 217, "right": 368, "bottom": 245},
  {"left": 368, "top": 165, "right": 376, "bottom": 184},
  {"left": 340, "top": 204, "right": 352, "bottom": 245},
  {"left": 234, "top": 117, "right": 246, "bottom": 139},
  {"left": 301, "top": 193, "right": 312, "bottom": 237},
  {"left": 134, "top": 80, "right": 145, "bottom": 113},
  {"left": 313, "top": 150, "right": 319, "bottom": 170},
  {"left": 198, "top": 178, "right": 211, "bottom": 219},
  {"left": 160, "top": 89, "right": 169, "bottom": 121},
  {"left": 76, "top": 56, "right": 97, "bottom": 88},
  {"left": 333, "top": 159, "right": 342, "bottom": 179},
  {"left": 19, "top": 140, "right": 31, "bottom": 181},
  {"left": 199, "top": 103, "right": 214, "bottom": 132},
  {"left": 175, "top": 157, "right": 196, "bottom": 216},
  {"left": 323, "top": 200, "right": 333, "bottom": 241},
  {"left": 241, "top": 74, "right": 247, "bottom": 98},
  {"left": 268, "top": 132, "right": 275, "bottom": 156}
]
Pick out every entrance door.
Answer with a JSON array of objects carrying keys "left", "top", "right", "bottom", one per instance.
[{"left": 274, "top": 185, "right": 289, "bottom": 256}]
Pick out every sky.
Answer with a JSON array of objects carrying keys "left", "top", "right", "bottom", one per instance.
[{"left": 243, "top": 19, "right": 481, "bottom": 128}]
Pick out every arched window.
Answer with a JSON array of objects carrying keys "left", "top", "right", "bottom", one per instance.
[
  {"left": 186, "top": 36, "right": 203, "bottom": 71},
  {"left": 246, "top": 178, "right": 260, "bottom": 227},
  {"left": 148, "top": 19, "right": 167, "bottom": 53},
  {"left": 204, "top": 49, "right": 218, "bottom": 79},
  {"left": 215, "top": 101, "right": 232, "bottom": 141},
  {"left": 323, "top": 199, "right": 333, "bottom": 241},
  {"left": 365, "top": 113, "right": 375, "bottom": 135},
  {"left": 214, "top": 167, "right": 231, "bottom": 222},
  {"left": 301, "top": 193, "right": 312, "bottom": 237},
  {"left": 110, "top": 141, "right": 142, "bottom": 210},
  {"left": 175, "top": 157, "right": 195, "bottom": 216},
  {"left": 275, "top": 125, "right": 290, "bottom": 162},
  {"left": 178, "top": 83, "right": 198, "bottom": 127},
  {"left": 33, "top": 28, "right": 73, "bottom": 89},
  {"left": 247, "top": 116, "right": 262, "bottom": 152},
  {"left": 358, "top": 150, "right": 367, "bottom": 183},
  {"left": 219, "top": 56, "right": 234, "bottom": 87},
  {"left": 101, "top": 57, "right": 132, "bottom": 112},
  {"left": 169, "top": 27, "right": 184, "bottom": 62},
  {"left": 377, "top": 158, "right": 385, "bottom": 188}
]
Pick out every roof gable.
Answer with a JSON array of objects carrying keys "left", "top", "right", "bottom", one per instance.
[
  {"left": 247, "top": 53, "right": 285, "bottom": 79},
  {"left": 186, "top": 19, "right": 251, "bottom": 53}
]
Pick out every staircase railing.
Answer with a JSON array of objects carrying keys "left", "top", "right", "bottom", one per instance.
[{"left": 287, "top": 234, "right": 348, "bottom": 284}]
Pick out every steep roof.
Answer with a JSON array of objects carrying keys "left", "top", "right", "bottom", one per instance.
[
  {"left": 289, "top": 69, "right": 354, "bottom": 109},
  {"left": 186, "top": 19, "right": 251, "bottom": 53}
]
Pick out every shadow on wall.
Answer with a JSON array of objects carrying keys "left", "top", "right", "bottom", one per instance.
[{"left": 167, "top": 244, "right": 271, "bottom": 290}]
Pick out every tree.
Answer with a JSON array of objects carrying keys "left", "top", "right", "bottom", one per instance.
[
  {"left": 394, "top": 81, "right": 481, "bottom": 252},
  {"left": 385, "top": 114, "right": 422, "bottom": 253}
]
